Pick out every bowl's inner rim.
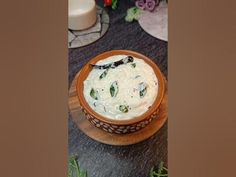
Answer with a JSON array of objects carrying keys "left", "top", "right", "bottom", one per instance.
[{"left": 77, "top": 50, "right": 165, "bottom": 125}]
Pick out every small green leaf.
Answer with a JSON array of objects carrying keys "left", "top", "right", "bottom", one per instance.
[
  {"left": 158, "top": 161, "right": 164, "bottom": 174},
  {"left": 149, "top": 161, "right": 168, "bottom": 177},
  {"left": 119, "top": 105, "right": 129, "bottom": 113},
  {"left": 131, "top": 63, "right": 136, "bottom": 68},
  {"left": 99, "top": 69, "right": 109, "bottom": 79},
  {"left": 139, "top": 82, "right": 147, "bottom": 98},
  {"left": 112, "top": 0, "right": 118, "bottom": 10},
  {"left": 149, "top": 167, "right": 155, "bottom": 177},
  {"left": 125, "top": 6, "right": 141, "bottom": 22},
  {"left": 79, "top": 171, "right": 87, "bottom": 177},
  {"left": 68, "top": 155, "right": 87, "bottom": 177},
  {"left": 110, "top": 81, "right": 119, "bottom": 97},
  {"left": 135, "top": 75, "right": 141, "bottom": 79},
  {"left": 90, "top": 88, "right": 99, "bottom": 100}
]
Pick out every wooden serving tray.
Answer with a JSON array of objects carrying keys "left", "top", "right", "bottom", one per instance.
[{"left": 68, "top": 72, "right": 168, "bottom": 146}]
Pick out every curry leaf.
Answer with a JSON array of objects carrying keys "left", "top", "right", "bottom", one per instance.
[
  {"left": 131, "top": 63, "right": 136, "bottom": 68},
  {"left": 99, "top": 69, "right": 109, "bottom": 79},
  {"left": 149, "top": 161, "right": 168, "bottom": 177},
  {"left": 90, "top": 88, "right": 99, "bottom": 100},
  {"left": 110, "top": 81, "right": 119, "bottom": 97},
  {"left": 68, "top": 156, "right": 87, "bottom": 177},
  {"left": 139, "top": 82, "right": 147, "bottom": 98},
  {"left": 112, "top": 0, "right": 118, "bottom": 10},
  {"left": 125, "top": 6, "right": 141, "bottom": 22},
  {"left": 119, "top": 105, "right": 129, "bottom": 113}
]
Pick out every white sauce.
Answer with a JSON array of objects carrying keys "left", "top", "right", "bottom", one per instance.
[{"left": 83, "top": 55, "right": 158, "bottom": 120}]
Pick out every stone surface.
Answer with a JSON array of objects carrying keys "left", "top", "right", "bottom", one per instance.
[
  {"left": 68, "top": 6, "right": 109, "bottom": 48},
  {"left": 69, "top": 1, "right": 168, "bottom": 177},
  {"left": 101, "top": 9, "right": 109, "bottom": 24},
  {"left": 139, "top": 1, "right": 168, "bottom": 41},
  {"left": 70, "top": 33, "right": 101, "bottom": 48},
  {"left": 68, "top": 30, "right": 76, "bottom": 43}
]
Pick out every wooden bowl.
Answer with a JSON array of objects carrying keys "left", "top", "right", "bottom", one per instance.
[{"left": 76, "top": 50, "right": 165, "bottom": 134}]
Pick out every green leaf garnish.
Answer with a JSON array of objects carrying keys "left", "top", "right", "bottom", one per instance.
[
  {"left": 158, "top": 161, "right": 164, "bottom": 174},
  {"left": 112, "top": 0, "right": 118, "bottom": 10},
  {"left": 110, "top": 81, "right": 119, "bottom": 97},
  {"left": 131, "top": 63, "right": 136, "bottom": 68},
  {"left": 68, "top": 156, "right": 87, "bottom": 177},
  {"left": 90, "top": 88, "right": 99, "bottom": 100},
  {"left": 99, "top": 69, "right": 109, "bottom": 79},
  {"left": 139, "top": 82, "right": 147, "bottom": 98},
  {"left": 149, "top": 161, "right": 168, "bottom": 177},
  {"left": 125, "top": 6, "right": 141, "bottom": 22},
  {"left": 135, "top": 75, "right": 141, "bottom": 79},
  {"left": 119, "top": 105, "right": 129, "bottom": 113}
]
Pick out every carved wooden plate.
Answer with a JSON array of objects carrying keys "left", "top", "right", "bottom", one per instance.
[{"left": 69, "top": 72, "right": 168, "bottom": 146}]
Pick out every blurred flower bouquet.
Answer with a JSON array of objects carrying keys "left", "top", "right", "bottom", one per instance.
[
  {"left": 125, "top": 0, "right": 167, "bottom": 22},
  {"left": 135, "top": 0, "right": 160, "bottom": 12}
]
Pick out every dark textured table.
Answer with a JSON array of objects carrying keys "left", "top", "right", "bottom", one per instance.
[{"left": 69, "top": 1, "right": 168, "bottom": 177}]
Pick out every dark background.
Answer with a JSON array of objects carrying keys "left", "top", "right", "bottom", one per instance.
[{"left": 69, "top": 1, "right": 168, "bottom": 177}]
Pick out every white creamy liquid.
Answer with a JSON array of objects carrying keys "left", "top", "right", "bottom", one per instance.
[{"left": 83, "top": 55, "right": 158, "bottom": 120}]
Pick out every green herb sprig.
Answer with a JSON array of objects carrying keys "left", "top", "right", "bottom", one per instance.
[
  {"left": 110, "top": 81, "right": 119, "bottom": 97},
  {"left": 68, "top": 156, "right": 87, "bottom": 177},
  {"left": 90, "top": 88, "right": 99, "bottom": 100},
  {"left": 139, "top": 82, "right": 147, "bottom": 98},
  {"left": 119, "top": 105, "right": 129, "bottom": 113},
  {"left": 125, "top": 6, "right": 141, "bottom": 22},
  {"left": 99, "top": 69, "right": 109, "bottom": 79},
  {"left": 131, "top": 63, "right": 136, "bottom": 68},
  {"left": 150, "top": 161, "right": 168, "bottom": 177},
  {"left": 112, "top": 0, "right": 118, "bottom": 10}
]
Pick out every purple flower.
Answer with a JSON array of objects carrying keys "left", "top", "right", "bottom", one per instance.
[
  {"left": 145, "top": 0, "right": 156, "bottom": 12},
  {"left": 135, "top": 0, "right": 146, "bottom": 10},
  {"left": 135, "top": 0, "right": 160, "bottom": 12}
]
